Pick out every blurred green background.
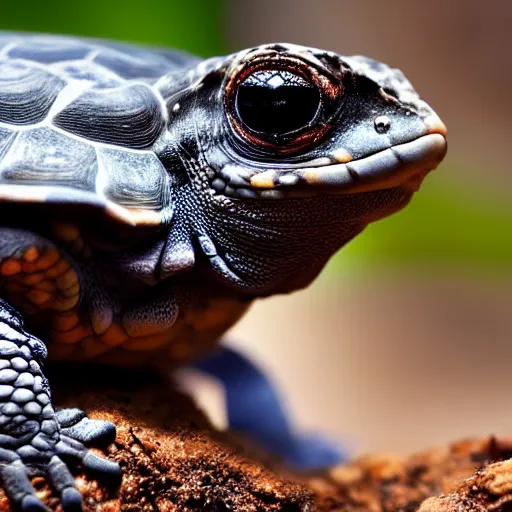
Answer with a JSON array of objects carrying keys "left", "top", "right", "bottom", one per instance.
[
  {"left": 2, "top": 0, "right": 511, "bottom": 455},
  {"left": 0, "top": 0, "right": 225, "bottom": 57}
]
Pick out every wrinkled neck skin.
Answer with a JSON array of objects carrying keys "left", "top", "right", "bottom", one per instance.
[{"left": 170, "top": 181, "right": 410, "bottom": 298}]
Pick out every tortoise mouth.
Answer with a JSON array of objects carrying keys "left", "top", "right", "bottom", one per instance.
[{"left": 248, "top": 133, "right": 448, "bottom": 199}]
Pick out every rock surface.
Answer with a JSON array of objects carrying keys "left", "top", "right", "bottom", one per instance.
[
  {"left": 309, "top": 436, "right": 512, "bottom": 511},
  {"left": 2, "top": 364, "right": 512, "bottom": 511}
]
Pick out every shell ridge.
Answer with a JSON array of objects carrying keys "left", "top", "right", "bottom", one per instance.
[
  {"left": 93, "top": 145, "right": 109, "bottom": 198},
  {"left": 0, "top": 130, "right": 20, "bottom": 175},
  {"left": 0, "top": 42, "right": 19, "bottom": 59},
  {"left": 2, "top": 57, "right": 72, "bottom": 84},
  {"left": 46, "top": 81, "right": 94, "bottom": 120}
]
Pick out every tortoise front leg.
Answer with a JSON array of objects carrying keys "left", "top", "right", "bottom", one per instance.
[{"left": 0, "top": 298, "right": 120, "bottom": 512}]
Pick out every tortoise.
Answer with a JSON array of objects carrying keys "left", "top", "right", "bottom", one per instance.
[{"left": 0, "top": 32, "right": 446, "bottom": 511}]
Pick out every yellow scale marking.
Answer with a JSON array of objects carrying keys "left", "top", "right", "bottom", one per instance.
[
  {"left": 52, "top": 311, "right": 81, "bottom": 332},
  {"left": 1, "top": 260, "right": 22, "bottom": 276},
  {"left": 0, "top": 244, "right": 80, "bottom": 320},
  {"left": 99, "top": 323, "right": 128, "bottom": 347}
]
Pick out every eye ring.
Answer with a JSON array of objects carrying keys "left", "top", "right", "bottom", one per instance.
[{"left": 224, "top": 54, "right": 342, "bottom": 154}]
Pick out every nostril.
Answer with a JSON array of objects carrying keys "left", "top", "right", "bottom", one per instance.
[{"left": 374, "top": 115, "right": 391, "bottom": 134}]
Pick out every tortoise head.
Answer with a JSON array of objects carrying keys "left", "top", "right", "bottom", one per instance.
[{"left": 160, "top": 43, "right": 447, "bottom": 295}]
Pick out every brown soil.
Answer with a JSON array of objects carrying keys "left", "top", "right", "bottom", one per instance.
[
  {"left": 307, "top": 436, "right": 512, "bottom": 511},
  {"left": 2, "top": 364, "right": 512, "bottom": 511}
]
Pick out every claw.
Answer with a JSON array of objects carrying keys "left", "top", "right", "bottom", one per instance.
[
  {"left": 0, "top": 459, "right": 46, "bottom": 512},
  {"left": 60, "top": 488, "right": 83, "bottom": 512},
  {"left": 47, "top": 456, "right": 83, "bottom": 511},
  {"left": 20, "top": 495, "right": 47, "bottom": 512},
  {"left": 61, "top": 417, "right": 116, "bottom": 446},
  {"left": 83, "top": 452, "right": 122, "bottom": 484},
  {"left": 56, "top": 435, "right": 121, "bottom": 484},
  {"left": 55, "top": 409, "right": 86, "bottom": 428},
  {"left": 0, "top": 412, "right": 120, "bottom": 511}
]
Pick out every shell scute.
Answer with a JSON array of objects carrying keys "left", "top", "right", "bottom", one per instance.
[
  {"left": 93, "top": 49, "right": 172, "bottom": 80},
  {"left": 7, "top": 40, "right": 91, "bottom": 64},
  {"left": 0, "top": 127, "right": 97, "bottom": 190},
  {"left": 0, "top": 60, "right": 65, "bottom": 125},
  {"left": 96, "top": 41, "right": 197, "bottom": 70},
  {"left": 53, "top": 84, "right": 164, "bottom": 149},
  {"left": 97, "top": 147, "right": 169, "bottom": 211},
  {"left": 50, "top": 61, "right": 123, "bottom": 89}
]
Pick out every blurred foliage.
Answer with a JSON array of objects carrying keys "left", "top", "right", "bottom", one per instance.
[
  {"left": 330, "top": 171, "right": 512, "bottom": 276},
  {"left": 0, "top": 0, "right": 225, "bottom": 56}
]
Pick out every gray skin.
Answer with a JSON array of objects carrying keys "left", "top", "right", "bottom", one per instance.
[{"left": 0, "top": 34, "right": 446, "bottom": 511}]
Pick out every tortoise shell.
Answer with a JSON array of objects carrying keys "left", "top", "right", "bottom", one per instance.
[{"left": 0, "top": 33, "right": 200, "bottom": 227}]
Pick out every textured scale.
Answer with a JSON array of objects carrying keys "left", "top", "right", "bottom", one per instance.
[
  {"left": 0, "top": 61, "right": 65, "bottom": 125},
  {"left": 53, "top": 84, "right": 165, "bottom": 149},
  {"left": 0, "top": 128, "right": 97, "bottom": 189}
]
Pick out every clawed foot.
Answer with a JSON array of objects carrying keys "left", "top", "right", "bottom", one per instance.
[{"left": 0, "top": 408, "right": 121, "bottom": 512}]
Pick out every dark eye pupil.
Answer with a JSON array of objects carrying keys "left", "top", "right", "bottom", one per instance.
[{"left": 235, "top": 70, "right": 320, "bottom": 135}]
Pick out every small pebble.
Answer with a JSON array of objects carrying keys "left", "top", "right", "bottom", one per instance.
[
  {"left": 12, "top": 414, "right": 27, "bottom": 425},
  {"left": 41, "top": 419, "right": 58, "bottom": 436},
  {"left": 0, "top": 446, "right": 20, "bottom": 462},
  {"left": 19, "top": 346, "right": 31, "bottom": 359},
  {"left": 211, "top": 178, "right": 226, "bottom": 193},
  {"left": 0, "top": 433, "right": 17, "bottom": 448},
  {"left": 224, "top": 185, "right": 236, "bottom": 197},
  {"left": 17, "top": 445, "right": 42, "bottom": 459},
  {"left": 237, "top": 188, "right": 259, "bottom": 199},
  {"left": 29, "top": 360, "right": 41, "bottom": 374},
  {"left": 42, "top": 404, "right": 54, "bottom": 419},
  {"left": 278, "top": 174, "right": 300, "bottom": 186},
  {"left": 31, "top": 434, "right": 52, "bottom": 451},
  {"left": 36, "top": 393, "right": 50, "bottom": 405}
]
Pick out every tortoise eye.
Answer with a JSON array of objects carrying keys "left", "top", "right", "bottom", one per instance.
[{"left": 235, "top": 70, "right": 321, "bottom": 135}]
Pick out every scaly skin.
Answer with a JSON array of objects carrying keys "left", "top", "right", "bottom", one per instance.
[{"left": 0, "top": 298, "right": 120, "bottom": 511}]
